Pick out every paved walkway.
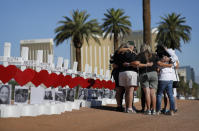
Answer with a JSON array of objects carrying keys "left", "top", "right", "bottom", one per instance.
[{"left": 0, "top": 100, "right": 199, "bottom": 131}]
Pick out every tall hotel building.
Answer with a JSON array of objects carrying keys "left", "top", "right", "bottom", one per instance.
[
  {"left": 178, "top": 66, "right": 195, "bottom": 83},
  {"left": 70, "top": 36, "right": 114, "bottom": 74},
  {"left": 70, "top": 28, "right": 158, "bottom": 74},
  {"left": 20, "top": 38, "right": 54, "bottom": 63}
]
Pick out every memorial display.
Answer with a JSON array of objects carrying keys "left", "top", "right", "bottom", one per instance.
[
  {"left": 14, "top": 86, "right": 29, "bottom": 104},
  {"left": 0, "top": 84, "right": 11, "bottom": 104}
]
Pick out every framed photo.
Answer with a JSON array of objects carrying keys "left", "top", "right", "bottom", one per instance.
[
  {"left": 103, "top": 89, "right": 110, "bottom": 98},
  {"left": 14, "top": 86, "right": 29, "bottom": 104},
  {"left": 87, "top": 89, "right": 98, "bottom": 100},
  {"left": 109, "top": 90, "right": 116, "bottom": 99},
  {"left": 91, "top": 89, "right": 98, "bottom": 99},
  {"left": 97, "top": 89, "right": 104, "bottom": 99},
  {"left": 66, "top": 88, "right": 75, "bottom": 102},
  {"left": 78, "top": 88, "right": 88, "bottom": 100},
  {"left": 55, "top": 87, "right": 66, "bottom": 102},
  {"left": 0, "top": 84, "right": 11, "bottom": 104},
  {"left": 44, "top": 87, "right": 55, "bottom": 101}
]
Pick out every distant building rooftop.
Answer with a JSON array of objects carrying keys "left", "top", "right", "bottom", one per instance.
[{"left": 20, "top": 38, "right": 54, "bottom": 45}]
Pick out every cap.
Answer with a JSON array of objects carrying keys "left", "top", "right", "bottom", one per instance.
[{"left": 128, "top": 41, "right": 135, "bottom": 47}]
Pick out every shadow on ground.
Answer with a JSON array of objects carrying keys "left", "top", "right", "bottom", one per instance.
[
  {"left": 91, "top": 106, "right": 118, "bottom": 112},
  {"left": 91, "top": 105, "right": 142, "bottom": 113}
]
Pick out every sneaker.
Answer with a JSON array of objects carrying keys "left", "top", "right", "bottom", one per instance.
[
  {"left": 167, "top": 110, "right": 174, "bottom": 116},
  {"left": 133, "top": 109, "right": 137, "bottom": 113},
  {"left": 132, "top": 106, "right": 137, "bottom": 112},
  {"left": 156, "top": 111, "right": 160, "bottom": 115},
  {"left": 151, "top": 110, "right": 156, "bottom": 115},
  {"left": 161, "top": 109, "right": 169, "bottom": 114},
  {"left": 174, "top": 109, "right": 178, "bottom": 113},
  {"left": 145, "top": 110, "right": 151, "bottom": 115},
  {"left": 125, "top": 109, "right": 136, "bottom": 114}
]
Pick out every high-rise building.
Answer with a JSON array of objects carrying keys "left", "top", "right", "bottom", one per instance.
[
  {"left": 70, "top": 36, "right": 113, "bottom": 74},
  {"left": 70, "top": 28, "right": 158, "bottom": 75},
  {"left": 178, "top": 66, "right": 195, "bottom": 83},
  {"left": 20, "top": 38, "right": 54, "bottom": 63}
]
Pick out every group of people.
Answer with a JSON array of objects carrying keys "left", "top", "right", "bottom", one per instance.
[{"left": 111, "top": 41, "right": 179, "bottom": 116}]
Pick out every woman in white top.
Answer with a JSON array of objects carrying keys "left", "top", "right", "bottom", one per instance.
[
  {"left": 157, "top": 55, "right": 176, "bottom": 116},
  {"left": 166, "top": 48, "right": 180, "bottom": 112}
]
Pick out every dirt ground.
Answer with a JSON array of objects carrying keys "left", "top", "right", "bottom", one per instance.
[{"left": 0, "top": 100, "right": 199, "bottom": 131}]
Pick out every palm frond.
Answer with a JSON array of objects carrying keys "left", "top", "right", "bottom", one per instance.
[
  {"left": 54, "top": 9, "right": 102, "bottom": 48},
  {"left": 101, "top": 8, "right": 132, "bottom": 50},
  {"left": 156, "top": 12, "right": 192, "bottom": 50}
]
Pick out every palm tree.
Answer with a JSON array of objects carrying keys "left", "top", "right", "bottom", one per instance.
[
  {"left": 143, "top": 0, "right": 151, "bottom": 45},
  {"left": 102, "top": 8, "right": 132, "bottom": 51},
  {"left": 156, "top": 13, "right": 192, "bottom": 51},
  {"left": 54, "top": 10, "right": 102, "bottom": 71}
]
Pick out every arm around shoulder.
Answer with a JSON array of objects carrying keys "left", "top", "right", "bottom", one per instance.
[{"left": 157, "top": 61, "right": 172, "bottom": 68}]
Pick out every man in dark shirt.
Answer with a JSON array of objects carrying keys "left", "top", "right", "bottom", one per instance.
[
  {"left": 116, "top": 42, "right": 140, "bottom": 113},
  {"left": 110, "top": 49, "right": 125, "bottom": 112}
]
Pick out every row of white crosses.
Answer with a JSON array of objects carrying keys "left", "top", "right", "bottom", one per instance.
[
  {"left": 0, "top": 43, "right": 116, "bottom": 119},
  {"left": 0, "top": 42, "right": 111, "bottom": 81}
]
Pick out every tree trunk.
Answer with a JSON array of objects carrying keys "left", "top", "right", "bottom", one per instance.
[
  {"left": 143, "top": 0, "right": 151, "bottom": 45},
  {"left": 114, "top": 34, "right": 119, "bottom": 51},
  {"left": 75, "top": 47, "right": 81, "bottom": 99},
  {"left": 76, "top": 47, "right": 81, "bottom": 72}
]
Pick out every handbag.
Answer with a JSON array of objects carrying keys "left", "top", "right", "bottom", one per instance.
[{"left": 173, "top": 81, "right": 179, "bottom": 88}]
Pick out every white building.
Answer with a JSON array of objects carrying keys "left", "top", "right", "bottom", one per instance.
[{"left": 20, "top": 38, "right": 54, "bottom": 63}]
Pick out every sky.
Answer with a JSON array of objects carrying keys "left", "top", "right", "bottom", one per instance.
[{"left": 0, "top": 0, "right": 199, "bottom": 77}]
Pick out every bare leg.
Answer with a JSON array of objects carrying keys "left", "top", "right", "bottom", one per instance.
[
  {"left": 173, "top": 88, "right": 177, "bottom": 111},
  {"left": 115, "top": 86, "right": 125, "bottom": 107},
  {"left": 125, "top": 86, "right": 134, "bottom": 110},
  {"left": 143, "top": 87, "right": 150, "bottom": 111},
  {"left": 150, "top": 88, "right": 156, "bottom": 111},
  {"left": 141, "top": 88, "right": 146, "bottom": 111}
]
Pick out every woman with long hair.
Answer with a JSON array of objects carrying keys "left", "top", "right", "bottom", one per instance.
[
  {"left": 137, "top": 44, "right": 158, "bottom": 115},
  {"left": 0, "top": 85, "right": 10, "bottom": 104}
]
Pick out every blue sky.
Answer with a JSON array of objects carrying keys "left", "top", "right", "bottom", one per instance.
[{"left": 0, "top": 0, "right": 199, "bottom": 76}]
